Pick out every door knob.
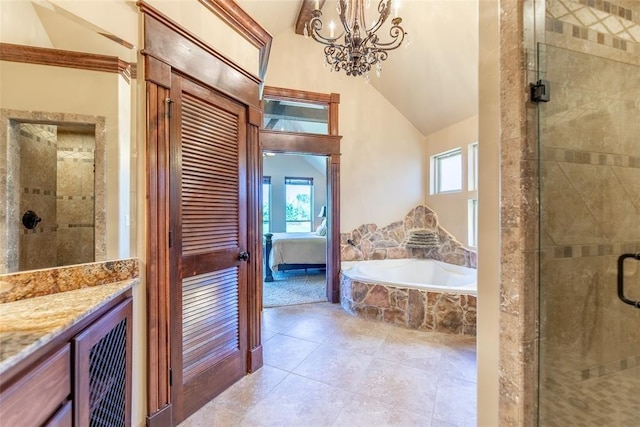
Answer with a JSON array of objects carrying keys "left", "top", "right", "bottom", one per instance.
[{"left": 238, "top": 251, "right": 250, "bottom": 262}]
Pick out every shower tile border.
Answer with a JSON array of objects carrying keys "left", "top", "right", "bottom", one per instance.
[
  {"left": 547, "top": 242, "right": 640, "bottom": 258},
  {"left": 542, "top": 147, "right": 640, "bottom": 169}
]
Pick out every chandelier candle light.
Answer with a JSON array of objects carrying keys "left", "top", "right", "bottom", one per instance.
[{"left": 305, "top": 0, "right": 407, "bottom": 77}]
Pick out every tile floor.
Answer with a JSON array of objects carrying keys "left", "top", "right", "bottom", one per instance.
[{"left": 179, "top": 302, "right": 477, "bottom": 427}]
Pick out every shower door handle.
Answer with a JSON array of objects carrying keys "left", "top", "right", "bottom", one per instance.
[{"left": 618, "top": 253, "right": 640, "bottom": 309}]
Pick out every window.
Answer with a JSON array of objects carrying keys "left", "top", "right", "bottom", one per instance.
[
  {"left": 262, "top": 176, "right": 271, "bottom": 233},
  {"left": 431, "top": 148, "right": 462, "bottom": 194},
  {"left": 285, "top": 177, "right": 313, "bottom": 232},
  {"left": 468, "top": 142, "right": 478, "bottom": 191},
  {"left": 263, "top": 98, "right": 329, "bottom": 134},
  {"left": 468, "top": 199, "right": 478, "bottom": 247}
]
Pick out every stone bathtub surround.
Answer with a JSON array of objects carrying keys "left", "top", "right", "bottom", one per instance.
[
  {"left": 340, "top": 276, "right": 477, "bottom": 336},
  {"left": 339, "top": 205, "right": 477, "bottom": 336},
  {"left": 340, "top": 205, "right": 477, "bottom": 268},
  {"left": 0, "top": 258, "right": 138, "bottom": 303}
]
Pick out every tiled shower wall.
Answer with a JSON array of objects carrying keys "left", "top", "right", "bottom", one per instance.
[
  {"left": 537, "top": 0, "right": 640, "bottom": 423},
  {"left": 13, "top": 125, "right": 95, "bottom": 270},
  {"left": 540, "top": 0, "right": 640, "bottom": 368},
  {"left": 18, "top": 124, "right": 58, "bottom": 270},
  {"left": 497, "top": 0, "right": 640, "bottom": 423},
  {"left": 56, "top": 131, "right": 95, "bottom": 267}
]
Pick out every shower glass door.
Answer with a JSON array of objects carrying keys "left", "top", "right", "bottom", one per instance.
[{"left": 537, "top": 43, "right": 640, "bottom": 425}]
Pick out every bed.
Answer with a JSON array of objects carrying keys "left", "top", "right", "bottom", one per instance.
[{"left": 264, "top": 232, "right": 326, "bottom": 281}]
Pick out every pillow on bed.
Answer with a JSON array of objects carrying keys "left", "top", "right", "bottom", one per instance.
[{"left": 315, "top": 219, "right": 327, "bottom": 236}]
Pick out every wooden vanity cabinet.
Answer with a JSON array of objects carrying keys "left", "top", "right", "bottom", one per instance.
[
  {"left": 0, "top": 295, "right": 132, "bottom": 427},
  {"left": 73, "top": 297, "right": 132, "bottom": 426}
]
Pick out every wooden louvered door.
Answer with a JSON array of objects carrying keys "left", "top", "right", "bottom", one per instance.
[{"left": 169, "top": 74, "right": 248, "bottom": 423}]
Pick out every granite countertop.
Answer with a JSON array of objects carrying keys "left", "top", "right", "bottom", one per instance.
[{"left": 0, "top": 279, "right": 138, "bottom": 376}]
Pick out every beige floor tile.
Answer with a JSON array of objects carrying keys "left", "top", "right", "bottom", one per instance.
[
  {"left": 183, "top": 303, "right": 478, "bottom": 426},
  {"left": 241, "top": 373, "right": 352, "bottom": 426},
  {"left": 262, "top": 306, "right": 300, "bottom": 333},
  {"left": 441, "top": 348, "right": 477, "bottom": 383},
  {"left": 213, "top": 365, "right": 289, "bottom": 414},
  {"left": 293, "top": 344, "right": 374, "bottom": 390},
  {"left": 324, "top": 318, "right": 391, "bottom": 355},
  {"left": 261, "top": 327, "right": 277, "bottom": 342},
  {"left": 351, "top": 358, "right": 438, "bottom": 417},
  {"left": 279, "top": 314, "right": 344, "bottom": 343},
  {"left": 179, "top": 400, "right": 244, "bottom": 427},
  {"left": 374, "top": 331, "right": 449, "bottom": 373},
  {"left": 332, "top": 393, "right": 433, "bottom": 426},
  {"left": 432, "top": 376, "right": 477, "bottom": 427},
  {"left": 262, "top": 333, "right": 319, "bottom": 371}
]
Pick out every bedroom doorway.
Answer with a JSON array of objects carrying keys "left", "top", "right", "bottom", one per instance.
[
  {"left": 259, "top": 86, "right": 342, "bottom": 305},
  {"left": 262, "top": 153, "right": 329, "bottom": 307}
]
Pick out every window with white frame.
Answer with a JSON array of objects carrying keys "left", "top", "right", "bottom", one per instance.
[
  {"left": 430, "top": 148, "right": 462, "bottom": 194},
  {"left": 468, "top": 198, "right": 478, "bottom": 247},
  {"left": 285, "top": 177, "right": 313, "bottom": 232},
  {"left": 468, "top": 142, "right": 478, "bottom": 191},
  {"left": 262, "top": 176, "right": 271, "bottom": 233},
  {"left": 467, "top": 143, "right": 478, "bottom": 247}
]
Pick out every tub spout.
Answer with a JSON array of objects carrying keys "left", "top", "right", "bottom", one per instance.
[{"left": 347, "top": 239, "right": 356, "bottom": 247}]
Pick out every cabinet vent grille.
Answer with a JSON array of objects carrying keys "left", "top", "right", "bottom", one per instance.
[{"left": 88, "top": 318, "right": 127, "bottom": 427}]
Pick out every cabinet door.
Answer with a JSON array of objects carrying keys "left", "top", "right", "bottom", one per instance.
[
  {"left": 0, "top": 345, "right": 70, "bottom": 426},
  {"left": 73, "top": 297, "right": 132, "bottom": 427}
]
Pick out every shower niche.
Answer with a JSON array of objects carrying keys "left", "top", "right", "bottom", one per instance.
[{"left": 1, "top": 113, "right": 106, "bottom": 273}]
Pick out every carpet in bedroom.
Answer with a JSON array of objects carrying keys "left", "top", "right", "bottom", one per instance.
[{"left": 263, "top": 271, "right": 327, "bottom": 308}]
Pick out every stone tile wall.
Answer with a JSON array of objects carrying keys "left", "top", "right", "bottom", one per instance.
[
  {"left": 56, "top": 130, "right": 95, "bottom": 267},
  {"left": 18, "top": 124, "right": 58, "bottom": 271},
  {"left": 340, "top": 205, "right": 477, "bottom": 268},
  {"left": 340, "top": 276, "right": 477, "bottom": 336}
]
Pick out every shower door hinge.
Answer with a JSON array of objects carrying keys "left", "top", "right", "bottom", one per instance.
[
  {"left": 165, "top": 98, "right": 173, "bottom": 118},
  {"left": 169, "top": 368, "right": 173, "bottom": 386},
  {"left": 530, "top": 80, "right": 550, "bottom": 103}
]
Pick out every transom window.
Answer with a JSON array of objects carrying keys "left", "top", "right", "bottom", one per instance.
[{"left": 263, "top": 99, "right": 329, "bottom": 134}]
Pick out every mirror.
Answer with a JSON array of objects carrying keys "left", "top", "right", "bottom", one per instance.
[{"left": 0, "top": 0, "right": 137, "bottom": 274}]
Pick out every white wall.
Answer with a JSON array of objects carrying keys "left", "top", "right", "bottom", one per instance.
[
  {"left": 263, "top": 154, "right": 328, "bottom": 233},
  {"left": 264, "top": 28, "right": 426, "bottom": 231},
  {"left": 477, "top": 0, "right": 500, "bottom": 424},
  {"left": 424, "top": 115, "right": 478, "bottom": 244}
]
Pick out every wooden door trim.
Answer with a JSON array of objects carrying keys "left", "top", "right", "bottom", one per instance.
[
  {"left": 142, "top": 2, "right": 270, "bottom": 424},
  {"left": 260, "top": 86, "right": 341, "bottom": 303}
]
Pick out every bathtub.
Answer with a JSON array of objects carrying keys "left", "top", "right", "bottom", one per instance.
[
  {"left": 341, "top": 258, "right": 477, "bottom": 296},
  {"left": 340, "top": 259, "right": 477, "bottom": 335}
]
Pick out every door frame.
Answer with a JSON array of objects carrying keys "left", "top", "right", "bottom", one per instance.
[
  {"left": 260, "top": 86, "right": 342, "bottom": 303},
  {"left": 140, "top": 1, "right": 272, "bottom": 424}
]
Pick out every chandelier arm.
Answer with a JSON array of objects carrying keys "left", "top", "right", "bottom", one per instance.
[
  {"left": 368, "top": 26, "right": 406, "bottom": 50},
  {"left": 365, "top": 0, "right": 392, "bottom": 35},
  {"left": 308, "top": 16, "right": 345, "bottom": 46}
]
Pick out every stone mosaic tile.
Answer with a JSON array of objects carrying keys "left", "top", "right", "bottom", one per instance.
[
  {"left": 340, "top": 277, "right": 476, "bottom": 336},
  {"left": 340, "top": 205, "right": 477, "bottom": 269}
]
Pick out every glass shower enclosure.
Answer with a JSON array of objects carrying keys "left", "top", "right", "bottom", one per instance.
[{"left": 537, "top": 43, "right": 640, "bottom": 425}]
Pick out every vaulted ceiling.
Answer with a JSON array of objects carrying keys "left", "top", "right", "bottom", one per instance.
[{"left": 236, "top": 0, "right": 479, "bottom": 136}]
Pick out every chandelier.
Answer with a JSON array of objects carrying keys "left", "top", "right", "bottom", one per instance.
[{"left": 305, "top": 0, "right": 407, "bottom": 77}]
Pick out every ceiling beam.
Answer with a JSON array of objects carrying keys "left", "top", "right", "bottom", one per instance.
[{"left": 295, "top": 0, "right": 326, "bottom": 35}]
